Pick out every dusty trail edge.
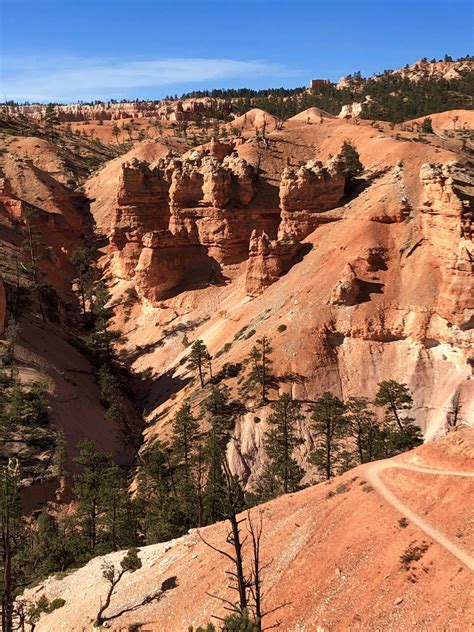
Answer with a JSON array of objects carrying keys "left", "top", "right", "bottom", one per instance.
[{"left": 365, "top": 460, "right": 474, "bottom": 571}]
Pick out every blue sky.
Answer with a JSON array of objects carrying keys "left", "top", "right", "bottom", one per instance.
[{"left": 1, "top": 0, "right": 472, "bottom": 103}]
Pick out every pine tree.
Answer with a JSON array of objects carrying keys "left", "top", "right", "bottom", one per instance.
[
  {"left": 338, "top": 140, "right": 363, "bottom": 182},
  {"left": 100, "top": 463, "right": 138, "bottom": 552},
  {"left": 94, "top": 548, "right": 142, "bottom": 627},
  {"left": 0, "top": 460, "right": 23, "bottom": 632},
  {"left": 187, "top": 340, "right": 209, "bottom": 388},
  {"left": 241, "top": 336, "right": 274, "bottom": 402},
  {"left": 309, "top": 392, "right": 348, "bottom": 480},
  {"left": 73, "top": 440, "right": 112, "bottom": 551},
  {"left": 374, "top": 381, "right": 422, "bottom": 453},
  {"left": 70, "top": 247, "right": 96, "bottom": 322},
  {"left": 138, "top": 439, "right": 186, "bottom": 543},
  {"left": 88, "top": 282, "right": 120, "bottom": 362},
  {"left": 201, "top": 386, "right": 237, "bottom": 524},
  {"left": 43, "top": 104, "right": 59, "bottom": 136},
  {"left": 171, "top": 404, "right": 201, "bottom": 528},
  {"left": 260, "top": 393, "right": 304, "bottom": 497},
  {"left": 346, "top": 397, "right": 384, "bottom": 464},
  {"left": 112, "top": 124, "right": 121, "bottom": 144}
]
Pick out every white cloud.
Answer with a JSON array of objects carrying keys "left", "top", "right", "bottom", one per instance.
[{"left": 0, "top": 57, "right": 297, "bottom": 102}]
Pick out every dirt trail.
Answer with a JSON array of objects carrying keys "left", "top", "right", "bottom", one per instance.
[{"left": 365, "top": 459, "right": 474, "bottom": 571}]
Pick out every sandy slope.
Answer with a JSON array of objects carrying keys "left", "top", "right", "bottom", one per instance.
[{"left": 23, "top": 430, "right": 474, "bottom": 631}]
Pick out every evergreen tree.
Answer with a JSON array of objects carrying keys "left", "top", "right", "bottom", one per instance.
[
  {"left": 100, "top": 463, "right": 139, "bottom": 552},
  {"left": 374, "top": 381, "right": 422, "bottom": 453},
  {"left": 70, "top": 247, "right": 96, "bottom": 322},
  {"left": 138, "top": 439, "right": 186, "bottom": 543},
  {"left": 23, "top": 510, "right": 76, "bottom": 578},
  {"left": 23, "top": 210, "right": 46, "bottom": 322},
  {"left": 309, "top": 392, "right": 348, "bottom": 479},
  {"left": 346, "top": 397, "right": 384, "bottom": 464},
  {"left": 171, "top": 404, "right": 202, "bottom": 528},
  {"left": 202, "top": 386, "right": 234, "bottom": 523},
  {"left": 338, "top": 141, "right": 363, "bottom": 183},
  {"left": 241, "top": 336, "right": 274, "bottom": 402},
  {"left": 0, "top": 459, "right": 24, "bottom": 632},
  {"left": 260, "top": 393, "right": 304, "bottom": 497},
  {"left": 43, "top": 104, "right": 59, "bottom": 136},
  {"left": 187, "top": 340, "right": 209, "bottom": 388},
  {"left": 88, "top": 282, "right": 120, "bottom": 361},
  {"left": 420, "top": 117, "right": 433, "bottom": 133},
  {"left": 73, "top": 440, "right": 112, "bottom": 551},
  {"left": 112, "top": 124, "right": 120, "bottom": 144}
]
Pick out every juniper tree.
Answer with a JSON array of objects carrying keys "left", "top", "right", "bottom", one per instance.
[
  {"left": 260, "top": 393, "right": 304, "bottom": 497},
  {"left": 309, "top": 392, "right": 348, "bottom": 480},
  {"left": 187, "top": 340, "right": 209, "bottom": 388}
]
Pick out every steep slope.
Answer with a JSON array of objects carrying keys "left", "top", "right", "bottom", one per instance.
[
  {"left": 23, "top": 430, "right": 474, "bottom": 631},
  {"left": 89, "top": 113, "right": 474, "bottom": 486}
]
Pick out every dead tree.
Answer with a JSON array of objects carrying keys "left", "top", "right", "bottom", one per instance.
[
  {"left": 198, "top": 458, "right": 287, "bottom": 630},
  {"left": 446, "top": 391, "right": 465, "bottom": 431},
  {"left": 94, "top": 548, "right": 177, "bottom": 627}
]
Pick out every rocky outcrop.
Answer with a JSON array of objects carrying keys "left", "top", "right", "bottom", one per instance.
[
  {"left": 278, "top": 156, "right": 345, "bottom": 240},
  {"left": 0, "top": 278, "right": 5, "bottom": 335},
  {"left": 245, "top": 230, "right": 299, "bottom": 297},
  {"left": 110, "top": 158, "right": 171, "bottom": 278},
  {"left": 110, "top": 142, "right": 259, "bottom": 302},
  {"left": 0, "top": 172, "right": 23, "bottom": 218},
  {"left": 415, "top": 162, "right": 473, "bottom": 320},
  {"left": 328, "top": 264, "right": 360, "bottom": 306},
  {"left": 0, "top": 97, "right": 232, "bottom": 123}
]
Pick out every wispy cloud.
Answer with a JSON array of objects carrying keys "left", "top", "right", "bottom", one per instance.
[{"left": 0, "top": 57, "right": 298, "bottom": 102}]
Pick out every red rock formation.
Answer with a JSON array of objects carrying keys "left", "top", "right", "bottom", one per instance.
[
  {"left": 245, "top": 230, "right": 299, "bottom": 297},
  {"left": 110, "top": 158, "right": 170, "bottom": 278},
  {"left": 109, "top": 143, "right": 258, "bottom": 302},
  {"left": 0, "top": 172, "right": 23, "bottom": 218},
  {"left": 414, "top": 162, "right": 473, "bottom": 320},
  {"left": 278, "top": 156, "right": 345, "bottom": 240},
  {"left": 0, "top": 278, "right": 5, "bottom": 335}
]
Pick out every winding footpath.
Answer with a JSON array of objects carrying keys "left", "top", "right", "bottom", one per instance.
[{"left": 365, "top": 459, "right": 474, "bottom": 571}]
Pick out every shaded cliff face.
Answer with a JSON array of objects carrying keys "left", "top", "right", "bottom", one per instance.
[
  {"left": 0, "top": 131, "right": 138, "bottom": 505},
  {"left": 21, "top": 430, "right": 474, "bottom": 631}
]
